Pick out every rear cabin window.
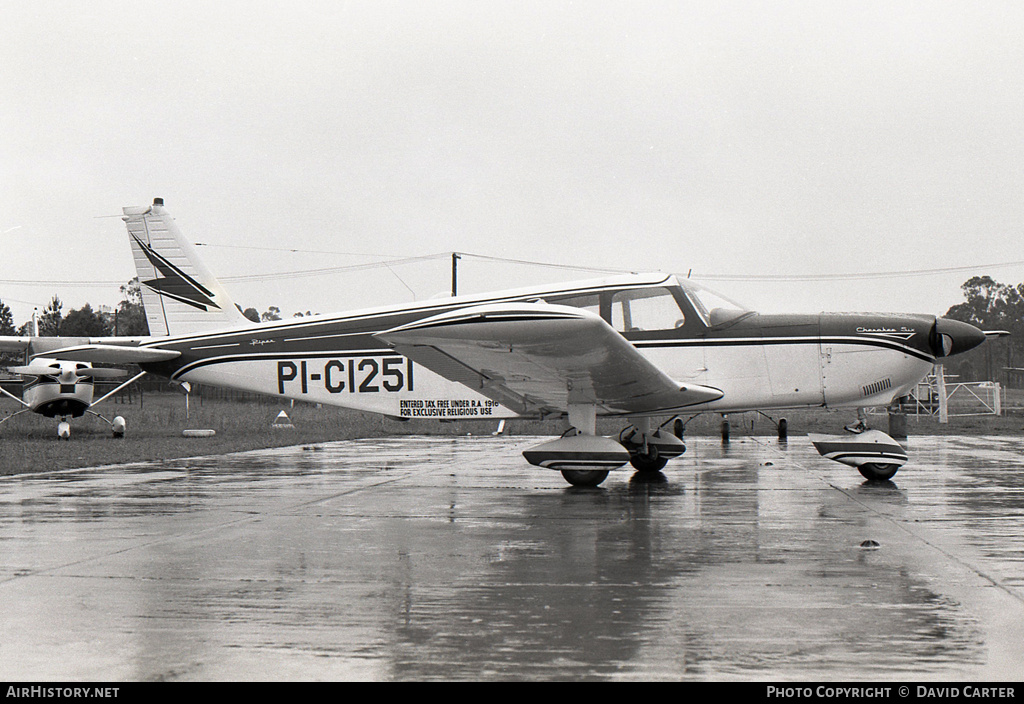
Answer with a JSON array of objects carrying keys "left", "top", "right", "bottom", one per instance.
[
  {"left": 611, "top": 287, "right": 685, "bottom": 332},
  {"left": 547, "top": 293, "right": 601, "bottom": 318}
]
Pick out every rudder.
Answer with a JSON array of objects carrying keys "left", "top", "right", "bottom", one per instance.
[{"left": 122, "top": 198, "right": 250, "bottom": 336}]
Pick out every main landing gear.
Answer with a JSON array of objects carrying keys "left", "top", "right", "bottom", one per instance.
[
  {"left": 54, "top": 411, "right": 126, "bottom": 440},
  {"left": 0, "top": 410, "right": 127, "bottom": 440},
  {"left": 522, "top": 413, "right": 688, "bottom": 487},
  {"left": 560, "top": 468, "right": 612, "bottom": 488},
  {"left": 92, "top": 411, "right": 127, "bottom": 439},
  {"left": 618, "top": 421, "right": 687, "bottom": 473},
  {"left": 56, "top": 412, "right": 126, "bottom": 440}
]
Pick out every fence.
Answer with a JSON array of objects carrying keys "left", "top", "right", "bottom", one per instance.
[{"left": 900, "top": 365, "right": 1002, "bottom": 422}]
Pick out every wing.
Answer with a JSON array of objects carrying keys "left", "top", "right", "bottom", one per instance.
[
  {"left": 34, "top": 344, "right": 181, "bottom": 364},
  {"left": 0, "top": 337, "right": 31, "bottom": 352},
  {"left": 0, "top": 335, "right": 152, "bottom": 354},
  {"left": 375, "top": 302, "right": 722, "bottom": 417}
]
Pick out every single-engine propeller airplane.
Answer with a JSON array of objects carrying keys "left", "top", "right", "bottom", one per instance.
[
  {"left": 0, "top": 318, "right": 150, "bottom": 438},
  {"left": 0, "top": 355, "right": 138, "bottom": 439},
  {"left": 39, "top": 199, "right": 994, "bottom": 483}
]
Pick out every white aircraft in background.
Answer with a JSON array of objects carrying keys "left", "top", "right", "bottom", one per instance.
[
  {"left": 0, "top": 318, "right": 147, "bottom": 438},
  {"left": 40, "top": 199, "right": 991, "bottom": 483},
  {"left": 0, "top": 357, "right": 136, "bottom": 439}
]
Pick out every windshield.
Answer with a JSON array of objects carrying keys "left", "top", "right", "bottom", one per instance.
[{"left": 677, "top": 278, "right": 752, "bottom": 327}]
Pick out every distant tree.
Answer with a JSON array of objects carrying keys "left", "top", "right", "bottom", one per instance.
[
  {"left": 60, "top": 303, "right": 110, "bottom": 337},
  {"left": 37, "top": 296, "right": 63, "bottom": 336},
  {"left": 944, "top": 276, "right": 1024, "bottom": 381},
  {"left": 945, "top": 276, "right": 1024, "bottom": 328},
  {"left": 0, "top": 300, "right": 17, "bottom": 366},
  {"left": 261, "top": 306, "right": 281, "bottom": 322},
  {"left": 0, "top": 300, "right": 14, "bottom": 336},
  {"left": 293, "top": 311, "right": 314, "bottom": 318},
  {"left": 115, "top": 277, "right": 149, "bottom": 336}
]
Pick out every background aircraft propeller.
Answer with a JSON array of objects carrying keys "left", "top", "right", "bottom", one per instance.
[
  {"left": 73, "top": 367, "right": 127, "bottom": 379},
  {"left": 9, "top": 365, "right": 62, "bottom": 377},
  {"left": 8, "top": 364, "right": 127, "bottom": 379}
]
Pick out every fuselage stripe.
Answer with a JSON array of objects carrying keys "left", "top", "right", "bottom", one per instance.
[{"left": 633, "top": 336, "right": 934, "bottom": 362}]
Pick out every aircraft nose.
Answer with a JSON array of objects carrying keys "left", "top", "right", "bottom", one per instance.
[{"left": 931, "top": 317, "right": 987, "bottom": 357}]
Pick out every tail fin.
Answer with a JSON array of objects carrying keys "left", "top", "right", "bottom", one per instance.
[{"left": 122, "top": 198, "right": 250, "bottom": 336}]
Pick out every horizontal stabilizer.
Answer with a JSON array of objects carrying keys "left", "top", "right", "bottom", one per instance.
[{"left": 37, "top": 345, "right": 181, "bottom": 364}]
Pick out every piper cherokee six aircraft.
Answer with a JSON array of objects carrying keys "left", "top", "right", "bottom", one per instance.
[{"left": 40, "top": 199, "right": 991, "bottom": 484}]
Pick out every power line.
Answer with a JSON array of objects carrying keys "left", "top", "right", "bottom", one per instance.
[
  {"left": 0, "top": 279, "right": 128, "bottom": 287},
  {"left": 692, "top": 260, "right": 1024, "bottom": 282},
  {"left": 3, "top": 252, "right": 1024, "bottom": 289},
  {"left": 456, "top": 252, "right": 631, "bottom": 275},
  {"left": 218, "top": 253, "right": 452, "bottom": 283},
  {"left": 194, "top": 242, "right": 397, "bottom": 258}
]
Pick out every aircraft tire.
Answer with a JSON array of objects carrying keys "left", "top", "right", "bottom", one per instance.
[
  {"left": 858, "top": 463, "right": 899, "bottom": 481},
  {"left": 629, "top": 451, "right": 668, "bottom": 473},
  {"left": 560, "top": 469, "right": 610, "bottom": 487}
]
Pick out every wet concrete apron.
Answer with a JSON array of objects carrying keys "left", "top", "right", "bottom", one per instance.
[{"left": 0, "top": 434, "right": 1021, "bottom": 680}]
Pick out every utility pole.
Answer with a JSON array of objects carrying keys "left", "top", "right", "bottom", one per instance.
[{"left": 451, "top": 252, "right": 461, "bottom": 297}]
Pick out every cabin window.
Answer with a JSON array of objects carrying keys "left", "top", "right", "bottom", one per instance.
[
  {"left": 611, "top": 287, "right": 685, "bottom": 332},
  {"left": 548, "top": 293, "right": 601, "bottom": 317}
]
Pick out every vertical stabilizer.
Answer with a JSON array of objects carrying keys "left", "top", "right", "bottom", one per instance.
[{"left": 122, "top": 199, "right": 250, "bottom": 336}]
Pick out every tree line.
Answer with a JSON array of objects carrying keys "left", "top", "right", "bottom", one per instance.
[
  {"left": 942, "top": 275, "right": 1024, "bottom": 383},
  {"left": 0, "top": 279, "right": 149, "bottom": 339},
  {"left": 0, "top": 278, "right": 317, "bottom": 341}
]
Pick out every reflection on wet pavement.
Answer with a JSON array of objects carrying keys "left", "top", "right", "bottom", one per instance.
[{"left": 0, "top": 434, "right": 1021, "bottom": 680}]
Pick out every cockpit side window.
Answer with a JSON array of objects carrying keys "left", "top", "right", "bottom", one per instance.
[{"left": 610, "top": 287, "right": 685, "bottom": 332}]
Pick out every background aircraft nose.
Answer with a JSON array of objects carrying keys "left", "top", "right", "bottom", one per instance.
[{"left": 931, "top": 317, "right": 987, "bottom": 357}]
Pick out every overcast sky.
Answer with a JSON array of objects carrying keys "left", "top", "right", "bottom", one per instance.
[{"left": 3, "top": 1, "right": 1024, "bottom": 326}]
